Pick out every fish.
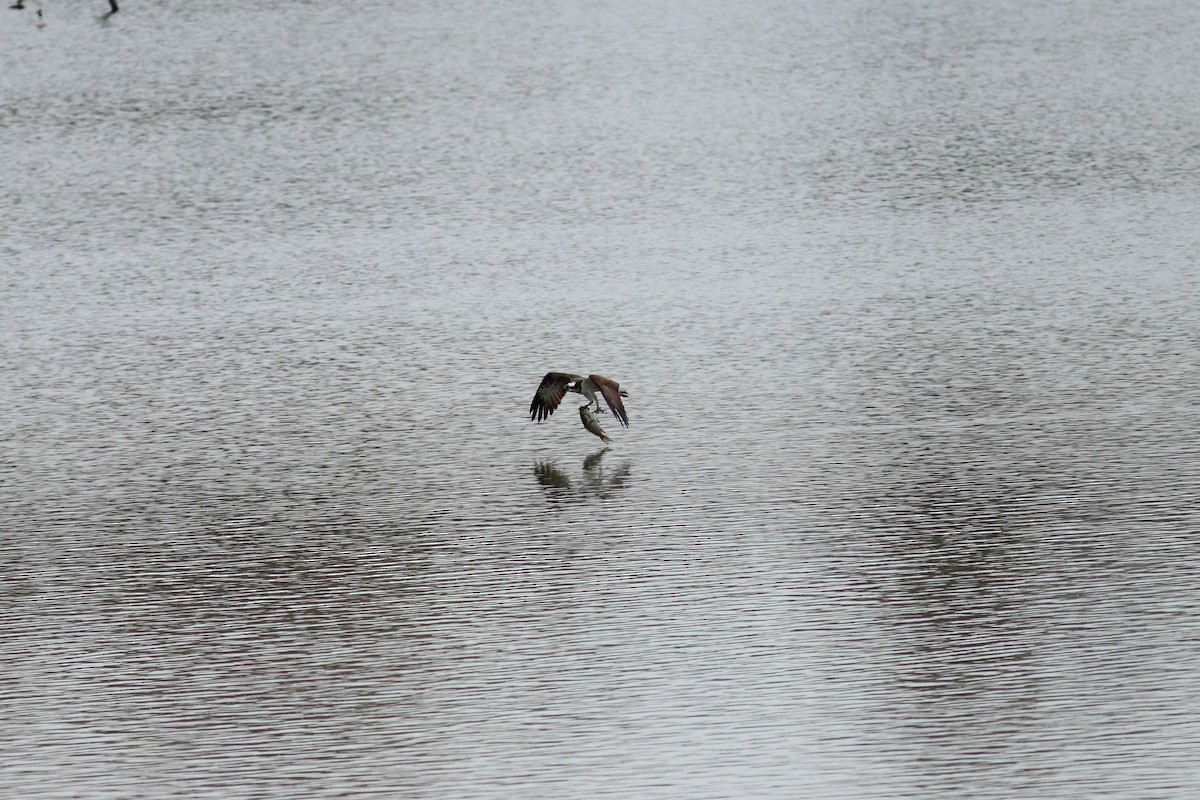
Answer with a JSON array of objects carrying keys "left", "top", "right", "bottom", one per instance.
[{"left": 579, "top": 405, "right": 612, "bottom": 443}]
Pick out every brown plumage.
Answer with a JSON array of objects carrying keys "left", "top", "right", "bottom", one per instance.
[
  {"left": 529, "top": 371, "right": 630, "bottom": 428},
  {"left": 529, "top": 372, "right": 580, "bottom": 422}
]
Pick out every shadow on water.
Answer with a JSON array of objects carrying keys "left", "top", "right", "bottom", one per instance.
[{"left": 533, "top": 447, "right": 631, "bottom": 502}]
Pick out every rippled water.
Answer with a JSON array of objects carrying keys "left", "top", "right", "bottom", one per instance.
[{"left": 4, "top": 1, "right": 1200, "bottom": 798}]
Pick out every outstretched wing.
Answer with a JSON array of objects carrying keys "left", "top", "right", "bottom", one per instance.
[
  {"left": 589, "top": 374, "right": 629, "bottom": 427},
  {"left": 530, "top": 372, "right": 581, "bottom": 422}
]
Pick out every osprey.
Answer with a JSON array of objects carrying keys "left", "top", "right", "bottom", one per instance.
[{"left": 530, "top": 372, "right": 630, "bottom": 428}]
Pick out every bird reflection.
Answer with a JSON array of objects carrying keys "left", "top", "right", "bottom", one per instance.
[
  {"left": 533, "top": 461, "right": 573, "bottom": 489},
  {"left": 582, "top": 447, "right": 610, "bottom": 472},
  {"left": 533, "top": 447, "right": 631, "bottom": 501}
]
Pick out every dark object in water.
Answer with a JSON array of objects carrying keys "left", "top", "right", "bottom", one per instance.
[
  {"left": 579, "top": 406, "right": 611, "bottom": 443},
  {"left": 533, "top": 461, "right": 572, "bottom": 489}
]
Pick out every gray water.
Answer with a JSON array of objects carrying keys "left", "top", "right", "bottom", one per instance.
[{"left": 3, "top": 1, "right": 1200, "bottom": 798}]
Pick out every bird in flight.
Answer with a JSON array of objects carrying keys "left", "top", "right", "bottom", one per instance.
[{"left": 530, "top": 372, "right": 630, "bottom": 429}]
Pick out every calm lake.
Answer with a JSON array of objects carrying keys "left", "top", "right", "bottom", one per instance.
[{"left": 3, "top": 1, "right": 1199, "bottom": 797}]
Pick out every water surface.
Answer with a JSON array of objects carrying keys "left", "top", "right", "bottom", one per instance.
[{"left": 3, "top": 1, "right": 1200, "bottom": 797}]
